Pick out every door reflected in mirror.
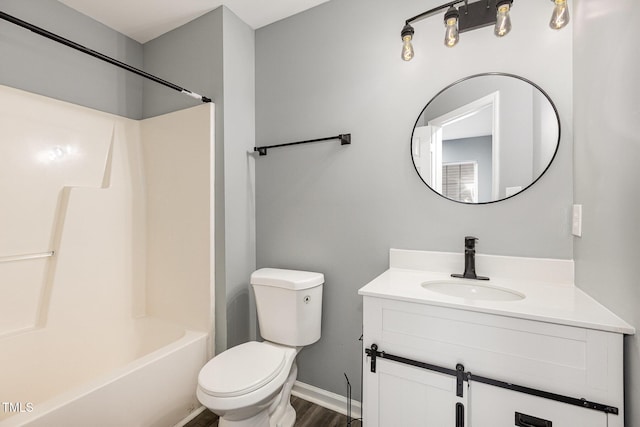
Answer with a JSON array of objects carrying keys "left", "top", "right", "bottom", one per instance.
[{"left": 411, "top": 73, "right": 560, "bottom": 204}]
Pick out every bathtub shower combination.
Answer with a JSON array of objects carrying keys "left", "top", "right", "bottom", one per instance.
[{"left": 0, "top": 85, "right": 215, "bottom": 426}]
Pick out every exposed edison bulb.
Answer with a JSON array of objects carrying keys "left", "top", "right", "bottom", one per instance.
[
  {"left": 443, "top": 8, "right": 460, "bottom": 48},
  {"left": 550, "top": 0, "right": 570, "bottom": 30},
  {"left": 444, "top": 18, "right": 459, "bottom": 47},
  {"left": 401, "top": 24, "right": 415, "bottom": 61},
  {"left": 401, "top": 35, "right": 414, "bottom": 61},
  {"left": 494, "top": 2, "right": 512, "bottom": 37}
]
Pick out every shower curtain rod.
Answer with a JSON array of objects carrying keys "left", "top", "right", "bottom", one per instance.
[{"left": 0, "top": 11, "right": 212, "bottom": 103}]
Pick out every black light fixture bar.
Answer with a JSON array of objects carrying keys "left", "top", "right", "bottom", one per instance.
[
  {"left": 405, "top": 0, "right": 501, "bottom": 30},
  {"left": 405, "top": 0, "right": 463, "bottom": 25},
  {"left": 459, "top": 0, "right": 501, "bottom": 32},
  {"left": 0, "top": 11, "right": 212, "bottom": 103},
  {"left": 254, "top": 133, "right": 351, "bottom": 156}
]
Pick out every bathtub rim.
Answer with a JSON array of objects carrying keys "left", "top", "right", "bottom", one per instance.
[{"left": 0, "top": 328, "right": 208, "bottom": 427}]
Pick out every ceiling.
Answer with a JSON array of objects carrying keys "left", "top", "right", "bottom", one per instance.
[{"left": 58, "top": 0, "right": 330, "bottom": 44}]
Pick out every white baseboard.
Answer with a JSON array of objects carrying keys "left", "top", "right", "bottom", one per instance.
[{"left": 292, "top": 380, "right": 362, "bottom": 420}]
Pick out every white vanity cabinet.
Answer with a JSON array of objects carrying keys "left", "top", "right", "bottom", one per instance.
[
  {"left": 359, "top": 250, "right": 634, "bottom": 427},
  {"left": 362, "top": 296, "right": 622, "bottom": 427},
  {"left": 366, "top": 357, "right": 467, "bottom": 426}
]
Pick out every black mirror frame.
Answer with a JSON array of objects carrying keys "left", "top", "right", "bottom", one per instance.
[{"left": 410, "top": 72, "right": 561, "bottom": 205}]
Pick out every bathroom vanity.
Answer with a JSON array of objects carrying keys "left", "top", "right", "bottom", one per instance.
[{"left": 359, "top": 249, "right": 635, "bottom": 427}]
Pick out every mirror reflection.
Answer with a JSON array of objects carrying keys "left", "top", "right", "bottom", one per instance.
[{"left": 411, "top": 73, "right": 560, "bottom": 204}]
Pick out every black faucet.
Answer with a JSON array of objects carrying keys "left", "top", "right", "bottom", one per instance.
[{"left": 451, "top": 236, "right": 489, "bottom": 281}]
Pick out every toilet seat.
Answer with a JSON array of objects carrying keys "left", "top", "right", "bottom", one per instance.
[{"left": 198, "top": 341, "right": 287, "bottom": 398}]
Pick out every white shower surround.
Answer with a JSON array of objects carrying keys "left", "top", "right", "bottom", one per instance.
[{"left": 0, "top": 86, "right": 214, "bottom": 425}]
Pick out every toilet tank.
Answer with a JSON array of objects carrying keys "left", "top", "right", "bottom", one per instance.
[{"left": 251, "top": 268, "right": 324, "bottom": 347}]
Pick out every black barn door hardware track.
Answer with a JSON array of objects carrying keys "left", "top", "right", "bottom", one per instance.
[{"left": 365, "top": 344, "right": 618, "bottom": 415}]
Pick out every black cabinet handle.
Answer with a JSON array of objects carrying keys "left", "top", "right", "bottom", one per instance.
[
  {"left": 515, "top": 412, "right": 552, "bottom": 427},
  {"left": 456, "top": 403, "right": 464, "bottom": 427}
]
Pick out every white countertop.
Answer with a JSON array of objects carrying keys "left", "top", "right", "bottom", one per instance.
[{"left": 358, "top": 249, "right": 635, "bottom": 335}]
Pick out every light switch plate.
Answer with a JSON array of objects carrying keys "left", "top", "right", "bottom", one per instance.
[{"left": 572, "top": 204, "right": 582, "bottom": 237}]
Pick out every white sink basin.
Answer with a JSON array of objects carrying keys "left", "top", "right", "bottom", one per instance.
[{"left": 422, "top": 280, "right": 525, "bottom": 301}]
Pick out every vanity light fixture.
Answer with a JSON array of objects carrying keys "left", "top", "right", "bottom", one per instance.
[{"left": 401, "top": 0, "right": 569, "bottom": 61}]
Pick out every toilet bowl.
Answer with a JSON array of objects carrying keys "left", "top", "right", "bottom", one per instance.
[
  {"left": 197, "top": 341, "right": 298, "bottom": 426},
  {"left": 197, "top": 268, "right": 324, "bottom": 427}
]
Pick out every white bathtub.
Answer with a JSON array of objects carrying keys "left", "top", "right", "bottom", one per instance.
[{"left": 0, "top": 317, "right": 208, "bottom": 427}]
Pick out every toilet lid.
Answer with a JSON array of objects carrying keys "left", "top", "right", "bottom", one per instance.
[{"left": 198, "top": 342, "right": 286, "bottom": 397}]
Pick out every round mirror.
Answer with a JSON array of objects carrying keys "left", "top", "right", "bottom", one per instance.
[{"left": 411, "top": 73, "right": 560, "bottom": 204}]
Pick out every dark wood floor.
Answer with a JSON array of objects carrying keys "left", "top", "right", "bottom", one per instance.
[{"left": 185, "top": 396, "right": 361, "bottom": 427}]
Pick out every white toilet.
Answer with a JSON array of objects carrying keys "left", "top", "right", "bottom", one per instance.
[{"left": 197, "top": 268, "right": 324, "bottom": 427}]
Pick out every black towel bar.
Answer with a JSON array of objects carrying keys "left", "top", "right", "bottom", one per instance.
[{"left": 254, "top": 133, "right": 351, "bottom": 156}]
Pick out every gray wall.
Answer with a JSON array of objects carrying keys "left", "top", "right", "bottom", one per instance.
[
  {"left": 573, "top": 0, "right": 640, "bottom": 425},
  {"left": 221, "top": 7, "right": 257, "bottom": 348},
  {"left": 256, "top": 0, "right": 573, "bottom": 400},
  {"left": 0, "top": 0, "right": 143, "bottom": 119},
  {"left": 142, "top": 10, "right": 223, "bottom": 120}
]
